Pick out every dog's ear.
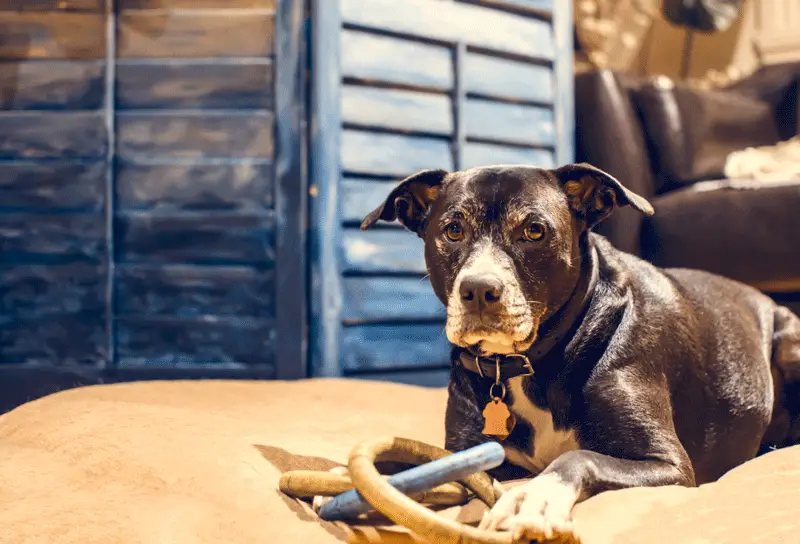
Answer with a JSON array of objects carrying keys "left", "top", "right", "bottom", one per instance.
[
  {"left": 552, "top": 163, "right": 654, "bottom": 227},
  {"left": 360, "top": 169, "right": 448, "bottom": 234}
]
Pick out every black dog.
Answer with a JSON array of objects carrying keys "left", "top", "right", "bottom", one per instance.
[{"left": 361, "top": 163, "right": 800, "bottom": 542}]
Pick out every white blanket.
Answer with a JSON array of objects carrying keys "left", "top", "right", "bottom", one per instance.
[{"left": 724, "top": 136, "right": 800, "bottom": 182}]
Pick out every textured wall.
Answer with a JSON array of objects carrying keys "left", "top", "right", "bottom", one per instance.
[
  {"left": 113, "top": 0, "right": 279, "bottom": 371},
  {"left": 0, "top": 0, "right": 306, "bottom": 379},
  {"left": 0, "top": 1, "right": 109, "bottom": 365}
]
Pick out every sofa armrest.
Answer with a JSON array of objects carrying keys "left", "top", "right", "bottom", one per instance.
[{"left": 575, "top": 70, "right": 657, "bottom": 255}]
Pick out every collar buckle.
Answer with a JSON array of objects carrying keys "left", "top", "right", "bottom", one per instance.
[{"left": 505, "top": 353, "right": 534, "bottom": 377}]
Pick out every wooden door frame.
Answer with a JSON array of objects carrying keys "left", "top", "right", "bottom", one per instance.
[
  {"left": 308, "top": 0, "right": 343, "bottom": 377},
  {"left": 273, "top": 0, "right": 310, "bottom": 379}
]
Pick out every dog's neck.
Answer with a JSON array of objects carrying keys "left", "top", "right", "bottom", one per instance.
[{"left": 456, "top": 237, "right": 600, "bottom": 382}]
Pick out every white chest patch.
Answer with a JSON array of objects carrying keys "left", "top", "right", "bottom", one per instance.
[{"left": 504, "top": 377, "right": 580, "bottom": 474}]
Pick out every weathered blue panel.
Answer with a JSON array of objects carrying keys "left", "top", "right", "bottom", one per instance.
[
  {"left": 342, "top": 277, "right": 444, "bottom": 323},
  {"left": 340, "top": 30, "right": 452, "bottom": 90},
  {"left": 117, "top": 161, "right": 274, "bottom": 211},
  {"left": 0, "top": 313, "right": 107, "bottom": 365},
  {"left": 116, "top": 62, "right": 273, "bottom": 110},
  {"left": 342, "top": 229, "right": 426, "bottom": 274},
  {"left": 119, "top": 0, "right": 274, "bottom": 7},
  {"left": 0, "top": 213, "right": 104, "bottom": 265},
  {"left": 552, "top": 0, "right": 575, "bottom": 166},
  {"left": 461, "top": 142, "right": 554, "bottom": 170},
  {"left": 464, "top": 53, "right": 553, "bottom": 104},
  {"left": 341, "top": 85, "right": 452, "bottom": 135},
  {"left": 117, "top": 264, "right": 275, "bottom": 318},
  {"left": 0, "top": 61, "right": 104, "bottom": 110},
  {"left": 341, "top": 177, "right": 400, "bottom": 224},
  {"left": 0, "top": 112, "right": 107, "bottom": 159},
  {"left": 0, "top": 0, "right": 310, "bottom": 379},
  {"left": 116, "top": 316, "right": 276, "bottom": 367},
  {"left": 0, "top": 0, "right": 103, "bottom": 9},
  {"left": 465, "top": 99, "right": 555, "bottom": 146},
  {"left": 341, "top": 130, "right": 453, "bottom": 177},
  {"left": 312, "top": 0, "right": 573, "bottom": 381},
  {"left": 116, "top": 112, "right": 274, "bottom": 160},
  {"left": 117, "top": 212, "right": 276, "bottom": 265},
  {"left": 340, "top": 323, "right": 450, "bottom": 371},
  {"left": 117, "top": 12, "right": 275, "bottom": 58},
  {"left": 269, "top": 0, "right": 308, "bottom": 378},
  {"left": 339, "top": 0, "right": 554, "bottom": 59},
  {"left": 454, "top": 42, "right": 467, "bottom": 169},
  {"left": 0, "top": 13, "right": 105, "bottom": 60},
  {"left": 0, "top": 161, "right": 105, "bottom": 212},
  {"left": 0, "top": 263, "right": 105, "bottom": 318},
  {"left": 309, "top": 0, "right": 344, "bottom": 378}
]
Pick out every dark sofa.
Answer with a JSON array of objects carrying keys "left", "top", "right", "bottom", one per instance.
[{"left": 575, "top": 65, "right": 800, "bottom": 313}]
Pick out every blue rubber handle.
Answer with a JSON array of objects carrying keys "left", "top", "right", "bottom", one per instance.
[{"left": 318, "top": 441, "right": 505, "bottom": 521}]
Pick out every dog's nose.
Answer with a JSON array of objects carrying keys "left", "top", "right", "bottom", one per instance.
[{"left": 459, "top": 275, "right": 504, "bottom": 310}]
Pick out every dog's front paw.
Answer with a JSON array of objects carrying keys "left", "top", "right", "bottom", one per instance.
[{"left": 478, "top": 473, "right": 580, "bottom": 543}]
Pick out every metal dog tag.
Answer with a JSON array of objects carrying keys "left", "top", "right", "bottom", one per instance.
[{"left": 481, "top": 397, "right": 516, "bottom": 440}]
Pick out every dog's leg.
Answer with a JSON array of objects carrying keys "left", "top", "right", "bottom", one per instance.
[
  {"left": 480, "top": 371, "right": 695, "bottom": 542},
  {"left": 770, "top": 305, "right": 800, "bottom": 447},
  {"left": 445, "top": 367, "right": 489, "bottom": 451},
  {"left": 773, "top": 305, "right": 800, "bottom": 382},
  {"left": 479, "top": 450, "right": 693, "bottom": 541}
]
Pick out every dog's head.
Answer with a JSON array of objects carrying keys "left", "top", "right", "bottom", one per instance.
[{"left": 361, "top": 163, "right": 653, "bottom": 356}]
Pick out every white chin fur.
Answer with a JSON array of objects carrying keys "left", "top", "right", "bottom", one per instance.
[
  {"left": 445, "top": 239, "right": 538, "bottom": 356},
  {"left": 478, "top": 339, "right": 517, "bottom": 355},
  {"left": 446, "top": 327, "right": 536, "bottom": 355}
]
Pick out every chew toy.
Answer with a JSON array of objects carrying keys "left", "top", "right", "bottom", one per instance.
[
  {"left": 280, "top": 437, "right": 531, "bottom": 543},
  {"left": 318, "top": 441, "right": 505, "bottom": 521}
]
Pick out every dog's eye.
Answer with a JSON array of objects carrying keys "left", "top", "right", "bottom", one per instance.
[
  {"left": 522, "top": 222, "right": 546, "bottom": 242},
  {"left": 444, "top": 222, "right": 464, "bottom": 242}
]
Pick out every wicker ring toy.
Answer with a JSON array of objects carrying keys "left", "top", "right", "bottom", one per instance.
[{"left": 280, "top": 437, "right": 527, "bottom": 544}]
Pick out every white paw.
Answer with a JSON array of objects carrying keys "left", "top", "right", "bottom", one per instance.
[{"left": 479, "top": 473, "right": 580, "bottom": 542}]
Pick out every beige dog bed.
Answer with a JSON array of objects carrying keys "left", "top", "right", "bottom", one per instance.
[{"left": 0, "top": 379, "right": 797, "bottom": 544}]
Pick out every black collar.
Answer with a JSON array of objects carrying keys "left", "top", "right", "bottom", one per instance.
[{"left": 456, "top": 245, "right": 599, "bottom": 382}]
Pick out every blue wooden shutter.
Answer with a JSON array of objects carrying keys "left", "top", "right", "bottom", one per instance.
[
  {"left": 0, "top": 0, "right": 307, "bottom": 379},
  {"left": 310, "top": 0, "right": 574, "bottom": 385},
  {"left": 113, "top": 0, "right": 307, "bottom": 378},
  {"left": 0, "top": 1, "right": 109, "bottom": 364}
]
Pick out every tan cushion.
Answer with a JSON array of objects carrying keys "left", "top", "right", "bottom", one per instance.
[{"left": 0, "top": 379, "right": 798, "bottom": 544}]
